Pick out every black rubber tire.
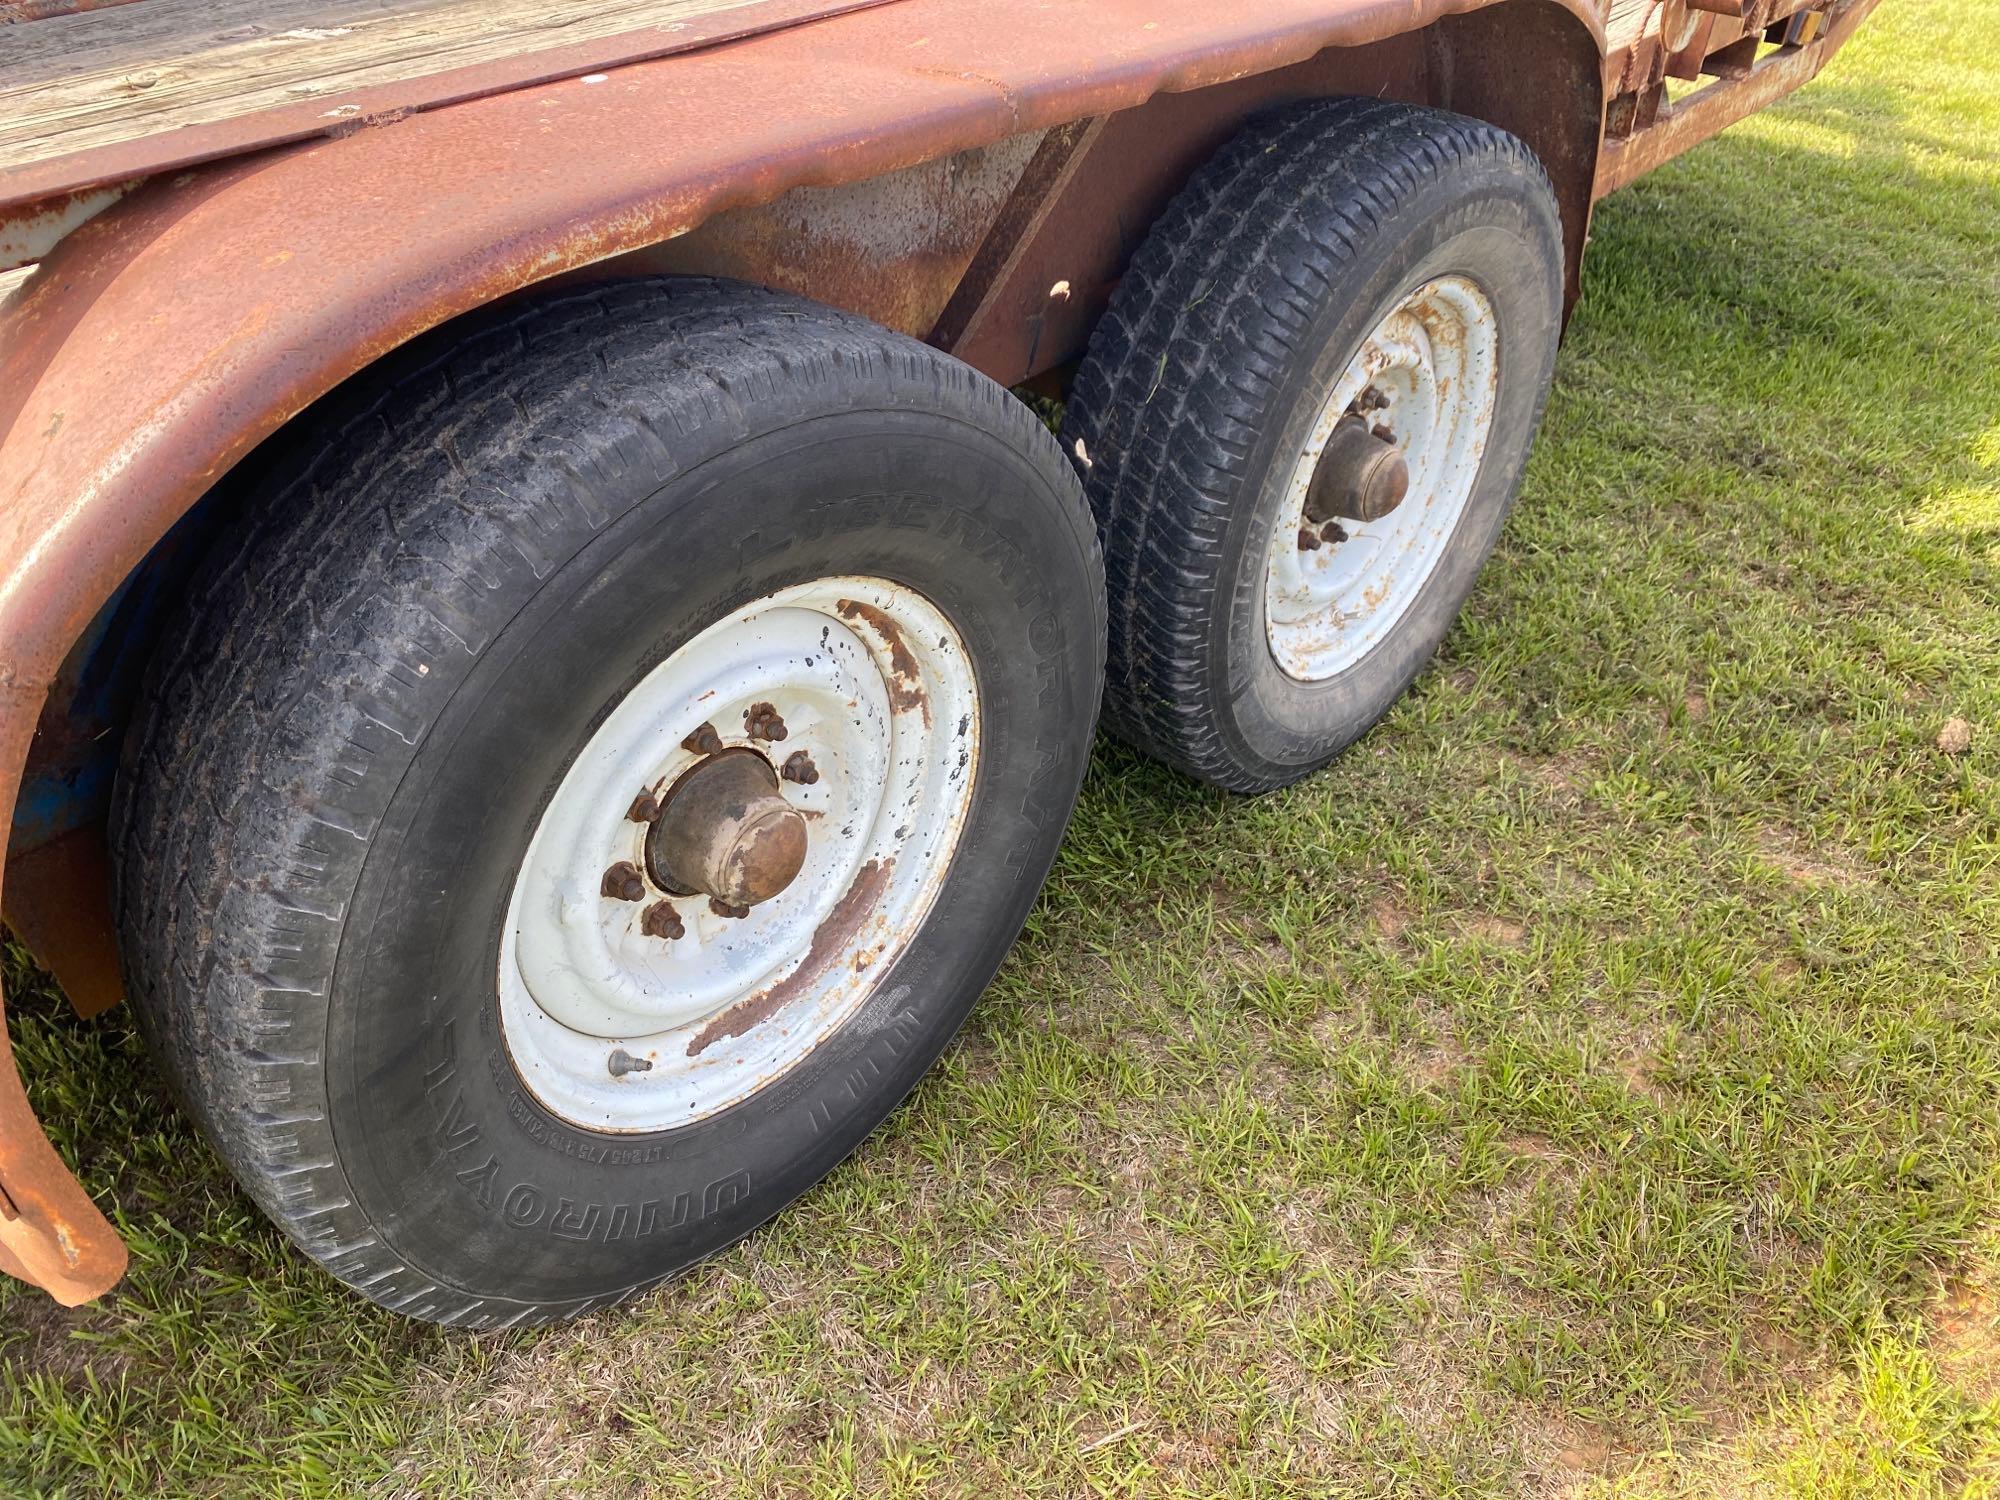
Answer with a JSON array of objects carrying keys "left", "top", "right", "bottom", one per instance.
[
  {"left": 110, "top": 278, "right": 1105, "bottom": 1328},
  {"left": 1063, "top": 97, "right": 1564, "bottom": 793}
]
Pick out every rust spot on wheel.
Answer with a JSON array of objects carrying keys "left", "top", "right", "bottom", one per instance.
[
  {"left": 836, "top": 598, "right": 928, "bottom": 723},
  {"left": 685, "top": 857, "right": 895, "bottom": 1057}
]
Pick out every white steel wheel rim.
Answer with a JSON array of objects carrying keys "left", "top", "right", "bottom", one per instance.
[
  {"left": 1264, "top": 275, "right": 1501, "bottom": 683},
  {"left": 498, "top": 577, "right": 979, "bottom": 1133}
]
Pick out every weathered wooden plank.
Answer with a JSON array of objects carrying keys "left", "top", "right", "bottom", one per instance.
[
  {"left": 1605, "top": 0, "right": 1665, "bottom": 54},
  {"left": 0, "top": 2, "right": 148, "bottom": 23},
  {"left": 0, "top": 0, "right": 895, "bottom": 195}
]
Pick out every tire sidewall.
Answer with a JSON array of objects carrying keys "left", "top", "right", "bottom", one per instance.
[{"left": 329, "top": 406, "right": 1097, "bottom": 1309}]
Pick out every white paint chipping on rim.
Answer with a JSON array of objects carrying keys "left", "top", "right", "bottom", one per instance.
[
  {"left": 1263, "top": 275, "right": 1501, "bottom": 683},
  {"left": 499, "top": 577, "right": 978, "bottom": 1133}
]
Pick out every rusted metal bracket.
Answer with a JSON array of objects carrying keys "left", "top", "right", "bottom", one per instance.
[
  {"left": 3, "top": 830, "right": 125, "bottom": 1019},
  {"left": 928, "top": 117, "right": 1108, "bottom": 368},
  {"left": 0, "top": 184, "right": 130, "bottom": 275},
  {"left": 0, "top": 1030, "right": 129, "bottom": 1305},
  {"left": 0, "top": 700, "right": 127, "bottom": 1305}
]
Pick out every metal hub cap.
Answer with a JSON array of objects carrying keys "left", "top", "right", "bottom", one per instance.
[
  {"left": 645, "top": 749, "right": 809, "bottom": 909},
  {"left": 1264, "top": 275, "right": 1500, "bottom": 682},
  {"left": 500, "top": 578, "right": 979, "bottom": 1132}
]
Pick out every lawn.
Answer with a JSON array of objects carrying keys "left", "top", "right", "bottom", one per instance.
[{"left": 4, "top": 1, "right": 1998, "bottom": 1493}]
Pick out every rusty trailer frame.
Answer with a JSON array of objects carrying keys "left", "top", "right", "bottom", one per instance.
[{"left": 0, "top": 0, "right": 1879, "bottom": 1305}]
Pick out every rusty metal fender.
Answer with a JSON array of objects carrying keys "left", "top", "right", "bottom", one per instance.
[{"left": 0, "top": 0, "right": 1606, "bottom": 1302}]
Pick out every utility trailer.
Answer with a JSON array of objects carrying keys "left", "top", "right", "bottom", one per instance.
[{"left": 0, "top": 0, "right": 1878, "bottom": 1323}]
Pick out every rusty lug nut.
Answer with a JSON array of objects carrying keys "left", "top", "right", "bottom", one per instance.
[
  {"left": 708, "top": 896, "right": 751, "bottom": 920},
  {"left": 600, "top": 861, "right": 647, "bottom": 902},
  {"left": 1371, "top": 422, "right": 1396, "bottom": 444},
  {"left": 681, "top": 721, "right": 725, "bottom": 758},
  {"left": 781, "top": 750, "right": 820, "bottom": 785},
  {"left": 1297, "top": 526, "right": 1322, "bottom": 552},
  {"left": 1321, "top": 521, "right": 1350, "bottom": 545},
  {"left": 640, "top": 900, "right": 685, "bottom": 940},
  {"left": 744, "top": 702, "right": 788, "bottom": 742},
  {"left": 1358, "top": 385, "right": 1390, "bottom": 412},
  {"left": 628, "top": 789, "right": 661, "bottom": 823}
]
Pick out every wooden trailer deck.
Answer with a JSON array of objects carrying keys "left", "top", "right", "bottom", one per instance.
[
  {"left": 0, "top": 0, "right": 892, "bottom": 205},
  {"left": 0, "top": 0, "right": 1851, "bottom": 213}
]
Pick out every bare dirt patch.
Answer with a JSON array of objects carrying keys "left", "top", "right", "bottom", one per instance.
[
  {"left": 1370, "top": 894, "right": 1411, "bottom": 942},
  {"left": 1931, "top": 1277, "right": 2000, "bottom": 1403},
  {"left": 1463, "top": 914, "right": 1530, "bottom": 947},
  {"left": 1755, "top": 826, "right": 1870, "bottom": 890}
]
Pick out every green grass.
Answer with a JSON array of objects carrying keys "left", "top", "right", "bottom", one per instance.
[{"left": 5, "top": 2, "right": 2000, "bottom": 1493}]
